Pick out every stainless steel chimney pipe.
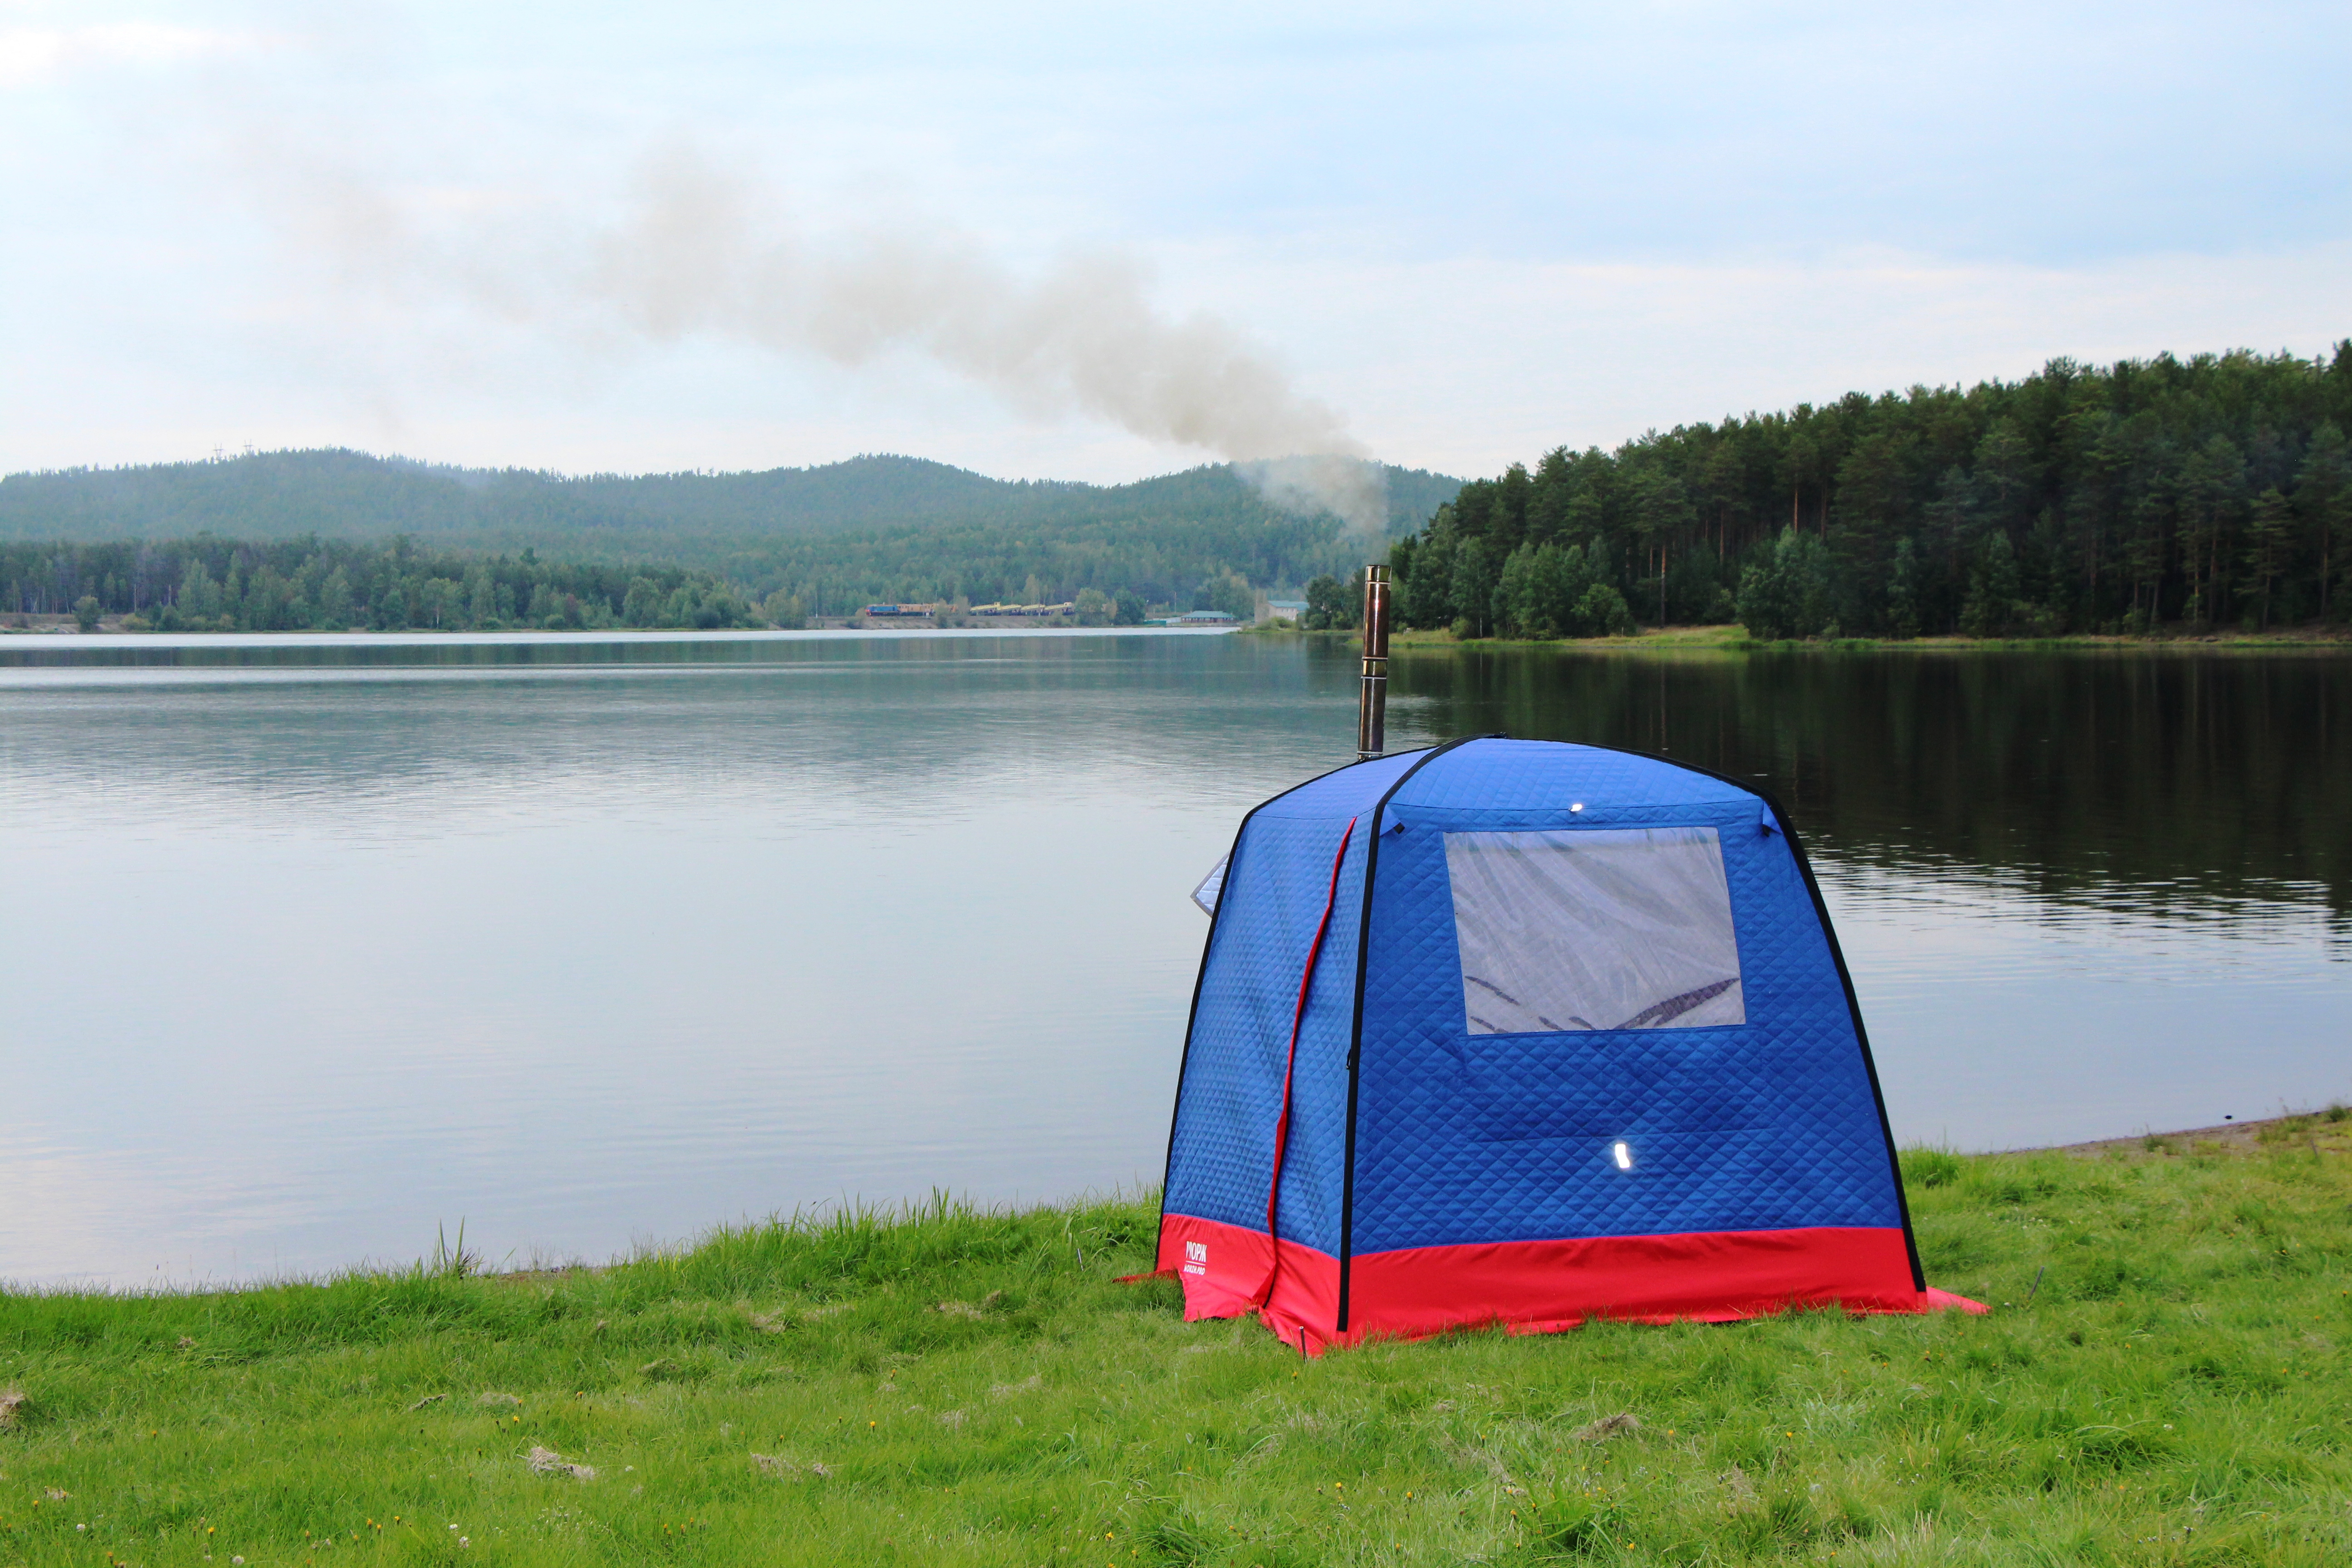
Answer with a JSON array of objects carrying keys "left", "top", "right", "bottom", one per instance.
[{"left": 1357, "top": 564, "right": 1391, "bottom": 760}]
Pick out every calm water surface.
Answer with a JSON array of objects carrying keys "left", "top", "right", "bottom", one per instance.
[{"left": 2, "top": 630, "right": 2346, "bottom": 1285}]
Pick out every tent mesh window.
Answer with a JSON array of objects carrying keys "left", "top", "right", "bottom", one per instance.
[{"left": 1443, "top": 826, "right": 1745, "bottom": 1034}]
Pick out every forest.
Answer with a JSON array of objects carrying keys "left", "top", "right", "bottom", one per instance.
[
  {"left": 0, "top": 536, "right": 771, "bottom": 632},
  {"left": 1383, "top": 345, "right": 2352, "bottom": 640},
  {"left": 0, "top": 521, "right": 1330, "bottom": 630},
  {"left": 13, "top": 347, "right": 2352, "bottom": 639}
]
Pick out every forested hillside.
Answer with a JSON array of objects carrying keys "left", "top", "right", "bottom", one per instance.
[
  {"left": 689, "top": 464, "right": 1422, "bottom": 615},
  {"left": 0, "top": 451, "right": 1460, "bottom": 617},
  {"left": 0, "top": 452, "right": 1071, "bottom": 545},
  {"left": 0, "top": 451, "right": 1458, "bottom": 606},
  {"left": 1388, "top": 346, "right": 2352, "bottom": 639}
]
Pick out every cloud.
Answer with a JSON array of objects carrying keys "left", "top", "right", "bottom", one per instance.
[
  {"left": 1198, "top": 238, "right": 2352, "bottom": 475},
  {"left": 0, "top": 22, "right": 257, "bottom": 87}
]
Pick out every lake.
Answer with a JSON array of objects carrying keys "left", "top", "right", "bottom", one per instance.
[{"left": 3, "top": 629, "right": 2346, "bottom": 1287}]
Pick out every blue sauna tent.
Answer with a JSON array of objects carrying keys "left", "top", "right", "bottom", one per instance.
[{"left": 1151, "top": 737, "right": 1980, "bottom": 1352}]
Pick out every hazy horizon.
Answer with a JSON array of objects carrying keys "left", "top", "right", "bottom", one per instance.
[{"left": 2, "top": 445, "right": 1464, "bottom": 489}]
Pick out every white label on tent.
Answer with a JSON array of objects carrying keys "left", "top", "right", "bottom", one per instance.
[
  {"left": 1183, "top": 1240, "right": 1208, "bottom": 1274},
  {"left": 1190, "top": 854, "right": 1230, "bottom": 918},
  {"left": 1443, "top": 826, "right": 1744, "bottom": 1035}
]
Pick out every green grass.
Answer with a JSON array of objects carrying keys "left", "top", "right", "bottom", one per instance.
[
  {"left": 6, "top": 1125, "right": 2352, "bottom": 1567},
  {"left": 1379, "top": 624, "right": 2352, "bottom": 653}
]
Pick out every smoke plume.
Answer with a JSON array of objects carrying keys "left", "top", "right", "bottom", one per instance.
[{"left": 272, "top": 142, "right": 1388, "bottom": 532}]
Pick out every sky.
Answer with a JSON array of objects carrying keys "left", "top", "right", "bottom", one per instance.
[{"left": 3, "top": 0, "right": 2347, "bottom": 484}]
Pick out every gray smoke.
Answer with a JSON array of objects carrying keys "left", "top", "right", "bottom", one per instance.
[
  {"left": 1231, "top": 454, "right": 1391, "bottom": 541},
  {"left": 271, "top": 141, "right": 1389, "bottom": 532}
]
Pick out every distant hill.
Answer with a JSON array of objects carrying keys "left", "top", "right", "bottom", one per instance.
[
  {"left": 0, "top": 450, "right": 1461, "bottom": 562},
  {"left": 0, "top": 449, "right": 1462, "bottom": 607},
  {"left": 0, "top": 451, "right": 1031, "bottom": 544}
]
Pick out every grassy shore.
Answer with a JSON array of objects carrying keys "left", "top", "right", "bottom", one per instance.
[
  {"left": 1377, "top": 624, "right": 2352, "bottom": 652},
  {"left": 1244, "top": 621, "right": 2352, "bottom": 652},
  {"left": 5, "top": 1117, "right": 2352, "bottom": 1566}
]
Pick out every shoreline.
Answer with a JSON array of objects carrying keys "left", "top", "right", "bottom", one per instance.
[
  {"left": 2036, "top": 1107, "right": 2350, "bottom": 1159},
  {"left": 1250, "top": 621, "right": 2352, "bottom": 652},
  {"left": 11, "top": 610, "right": 2352, "bottom": 649},
  {"left": 0, "top": 622, "right": 1231, "bottom": 650},
  {"left": 8, "top": 1112, "right": 2340, "bottom": 1299}
]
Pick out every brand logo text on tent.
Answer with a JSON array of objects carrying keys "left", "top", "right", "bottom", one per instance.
[{"left": 1183, "top": 1242, "right": 1208, "bottom": 1275}]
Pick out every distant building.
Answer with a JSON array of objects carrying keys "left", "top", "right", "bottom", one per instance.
[
  {"left": 1265, "top": 598, "right": 1308, "bottom": 623},
  {"left": 1178, "top": 609, "right": 1238, "bottom": 625}
]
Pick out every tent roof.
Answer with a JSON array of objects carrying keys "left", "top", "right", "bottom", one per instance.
[{"left": 1258, "top": 738, "right": 1757, "bottom": 828}]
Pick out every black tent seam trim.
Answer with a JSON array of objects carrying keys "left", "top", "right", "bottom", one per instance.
[
  {"left": 1336, "top": 734, "right": 1491, "bottom": 1334},
  {"left": 1762, "top": 794, "right": 1929, "bottom": 1292},
  {"left": 1150, "top": 747, "right": 1429, "bottom": 1275}
]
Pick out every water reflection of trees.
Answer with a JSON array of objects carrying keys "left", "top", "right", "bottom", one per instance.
[
  {"left": 0, "top": 634, "right": 1346, "bottom": 831},
  {"left": 1390, "top": 649, "right": 2352, "bottom": 925}
]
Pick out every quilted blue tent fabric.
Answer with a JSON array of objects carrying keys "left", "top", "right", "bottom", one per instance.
[
  {"left": 1158, "top": 737, "right": 1921, "bottom": 1336},
  {"left": 1161, "top": 748, "right": 1425, "bottom": 1258},
  {"left": 1352, "top": 741, "right": 1906, "bottom": 1254}
]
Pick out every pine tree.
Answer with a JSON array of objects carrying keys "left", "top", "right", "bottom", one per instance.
[
  {"left": 2298, "top": 423, "right": 2351, "bottom": 623},
  {"left": 1886, "top": 538, "right": 1922, "bottom": 639},
  {"left": 1960, "top": 532, "right": 2023, "bottom": 638},
  {"left": 2240, "top": 489, "right": 2295, "bottom": 630}
]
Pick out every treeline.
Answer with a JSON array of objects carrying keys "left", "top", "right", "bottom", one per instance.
[
  {"left": 1, "top": 525, "right": 1343, "bottom": 631},
  {"left": 1387, "top": 345, "right": 2352, "bottom": 640},
  {"left": 1, "top": 537, "right": 770, "bottom": 632}
]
